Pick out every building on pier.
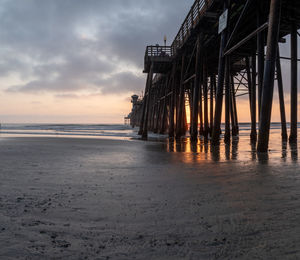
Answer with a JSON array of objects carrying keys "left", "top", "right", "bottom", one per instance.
[{"left": 125, "top": 95, "right": 143, "bottom": 128}]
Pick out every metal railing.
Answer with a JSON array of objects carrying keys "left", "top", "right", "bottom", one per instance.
[
  {"left": 145, "top": 45, "right": 173, "bottom": 58},
  {"left": 145, "top": 0, "right": 213, "bottom": 60},
  {"left": 171, "top": 0, "right": 213, "bottom": 54}
]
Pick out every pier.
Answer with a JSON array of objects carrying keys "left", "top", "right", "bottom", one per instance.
[{"left": 129, "top": 0, "right": 300, "bottom": 152}]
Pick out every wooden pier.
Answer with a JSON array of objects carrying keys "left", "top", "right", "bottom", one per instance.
[{"left": 130, "top": 0, "right": 300, "bottom": 152}]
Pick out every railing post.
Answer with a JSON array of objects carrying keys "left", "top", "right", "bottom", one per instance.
[
  {"left": 186, "top": 19, "right": 189, "bottom": 36},
  {"left": 191, "top": 7, "right": 194, "bottom": 26}
]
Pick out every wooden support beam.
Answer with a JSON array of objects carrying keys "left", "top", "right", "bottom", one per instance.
[
  {"left": 142, "top": 64, "right": 154, "bottom": 140},
  {"left": 224, "top": 58, "right": 231, "bottom": 144},
  {"left": 210, "top": 74, "right": 215, "bottom": 136},
  {"left": 212, "top": 0, "right": 230, "bottom": 145},
  {"left": 231, "top": 75, "right": 239, "bottom": 136},
  {"left": 204, "top": 12, "right": 218, "bottom": 19},
  {"left": 182, "top": 94, "right": 187, "bottom": 136},
  {"left": 245, "top": 56, "right": 252, "bottom": 110},
  {"left": 188, "top": 87, "right": 193, "bottom": 135},
  {"left": 224, "top": 22, "right": 268, "bottom": 57},
  {"left": 183, "top": 43, "right": 197, "bottom": 78},
  {"left": 257, "top": 0, "right": 282, "bottom": 152},
  {"left": 154, "top": 81, "right": 164, "bottom": 133},
  {"left": 276, "top": 47, "right": 288, "bottom": 141},
  {"left": 183, "top": 74, "right": 196, "bottom": 85},
  {"left": 289, "top": 18, "right": 298, "bottom": 143},
  {"left": 169, "top": 63, "right": 177, "bottom": 138},
  {"left": 250, "top": 53, "right": 257, "bottom": 143},
  {"left": 159, "top": 77, "right": 170, "bottom": 134},
  {"left": 257, "top": 0, "right": 265, "bottom": 121},
  {"left": 150, "top": 92, "right": 156, "bottom": 131},
  {"left": 225, "top": 0, "right": 254, "bottom": 51},
  {"left": 176, "top": 55, "right": 186, "bottom": 138},
  {"left": 229, "top": 85, "right": 235, "bottom": 138},
  {"left": 279, "top": 56, "right": 300, "bottom": 62},
  {"left": 199, "top": 64, "right": 204, "bottom": 136},
  {"left": 138, "top": 71, "right": 151, "bottom": 136},
  {"left": 191, "top": 33, "right": 204, "bottom": 141},
  {"left": 203, "top": 62, "right": 209, "bottom": 141}
]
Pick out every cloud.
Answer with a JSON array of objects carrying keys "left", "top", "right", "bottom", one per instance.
[
  {"left": 0, "top": 0, "right": 194, "bottom": 96},
  {"left": 99, "top": 71, "right": 146, "bottom": 94},
  {"left": 55, "top": 93, "right": 82, "bottom": 99}
]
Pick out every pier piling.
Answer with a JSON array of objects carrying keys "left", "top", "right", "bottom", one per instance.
[
  {"left": 257, "top": 0, "right": 282, "bottom": 152},
  {"left": 289, "top": 17, "right": 298, "bottom": 144}
]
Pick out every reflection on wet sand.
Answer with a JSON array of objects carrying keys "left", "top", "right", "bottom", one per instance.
[
  {"left": 251, "top": 143, "right": 257, "bottom": 161},
  {"left": 165, "top": 130, "right": 299, "bottom": 164},
  {"left": 257, "top": 151, "right": 269, "bottom": 163},
  {"left": 290, "top": 143, "right": 298, "bottom": 162},
  {"left": 231, "top": 137, "right": 238, "bottom": 160},
  {"left": 282, "top": 142, "right": 287, "bottom": 161}
]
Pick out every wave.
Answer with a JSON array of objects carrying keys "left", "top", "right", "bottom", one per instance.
[
  {"left": 0, "top": 123, "right": 299, "bottom": 139},
  {"left": 0, "top": 124, "right": 139, "bottom": 139}
]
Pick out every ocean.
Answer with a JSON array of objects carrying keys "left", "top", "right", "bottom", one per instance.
[
  {"left": 1, "top": 123, "right": 299, "bottom": 163},
  {"left": 0, "top": 123, "right": 139, "bottom": 140},
  {"left": 0, "top": 122, "right": 298, "bottom": 139}
]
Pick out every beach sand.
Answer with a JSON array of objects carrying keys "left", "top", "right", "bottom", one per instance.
[{"left": 0, "top": 135, "right": 299, "bottom": 259}]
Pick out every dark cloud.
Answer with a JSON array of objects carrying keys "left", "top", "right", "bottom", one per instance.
[{"left": 0, "top": 0, "right": 194, "bottom": 95}]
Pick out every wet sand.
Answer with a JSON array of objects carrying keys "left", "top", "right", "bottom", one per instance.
[{"left": 0, "top": 133, "right": 299, "bottom": 259}]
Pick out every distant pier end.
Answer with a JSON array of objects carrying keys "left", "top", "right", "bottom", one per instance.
[
  {"left": 125, "top": 95, "right": 143, "bottom": 128},
  {"left": 128, "top": 0, "right": 299, "bottom": 151}
]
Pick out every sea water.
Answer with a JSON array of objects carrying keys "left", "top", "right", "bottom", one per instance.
[
  {"left": 0, "top": 122, "right": 298, "bottom": 139},
  {"left": 0, "top": 123, "right": 139, "bottom": 140},
  {"left": 0, "top": 123, "right": 299, "bottom": 163}
]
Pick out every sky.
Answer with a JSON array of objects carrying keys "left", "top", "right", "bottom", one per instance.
[
  {"left": 0, "top": 0, "right": 298, "bottom": 124},
  {"left": 0, "top": 0, "right": 194, "bottom": 123}
]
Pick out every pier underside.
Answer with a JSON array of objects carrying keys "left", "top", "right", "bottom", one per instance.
[{"left": 134, "top": 0, "right": 299, "bottom": 152}]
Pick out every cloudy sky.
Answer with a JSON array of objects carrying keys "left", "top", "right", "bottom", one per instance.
[
  {"left": 0, "top": 0, "right": 298, "bottom": 123},
  {"left": 0, "top": 0, "right": 195, "bottom": 123}
]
